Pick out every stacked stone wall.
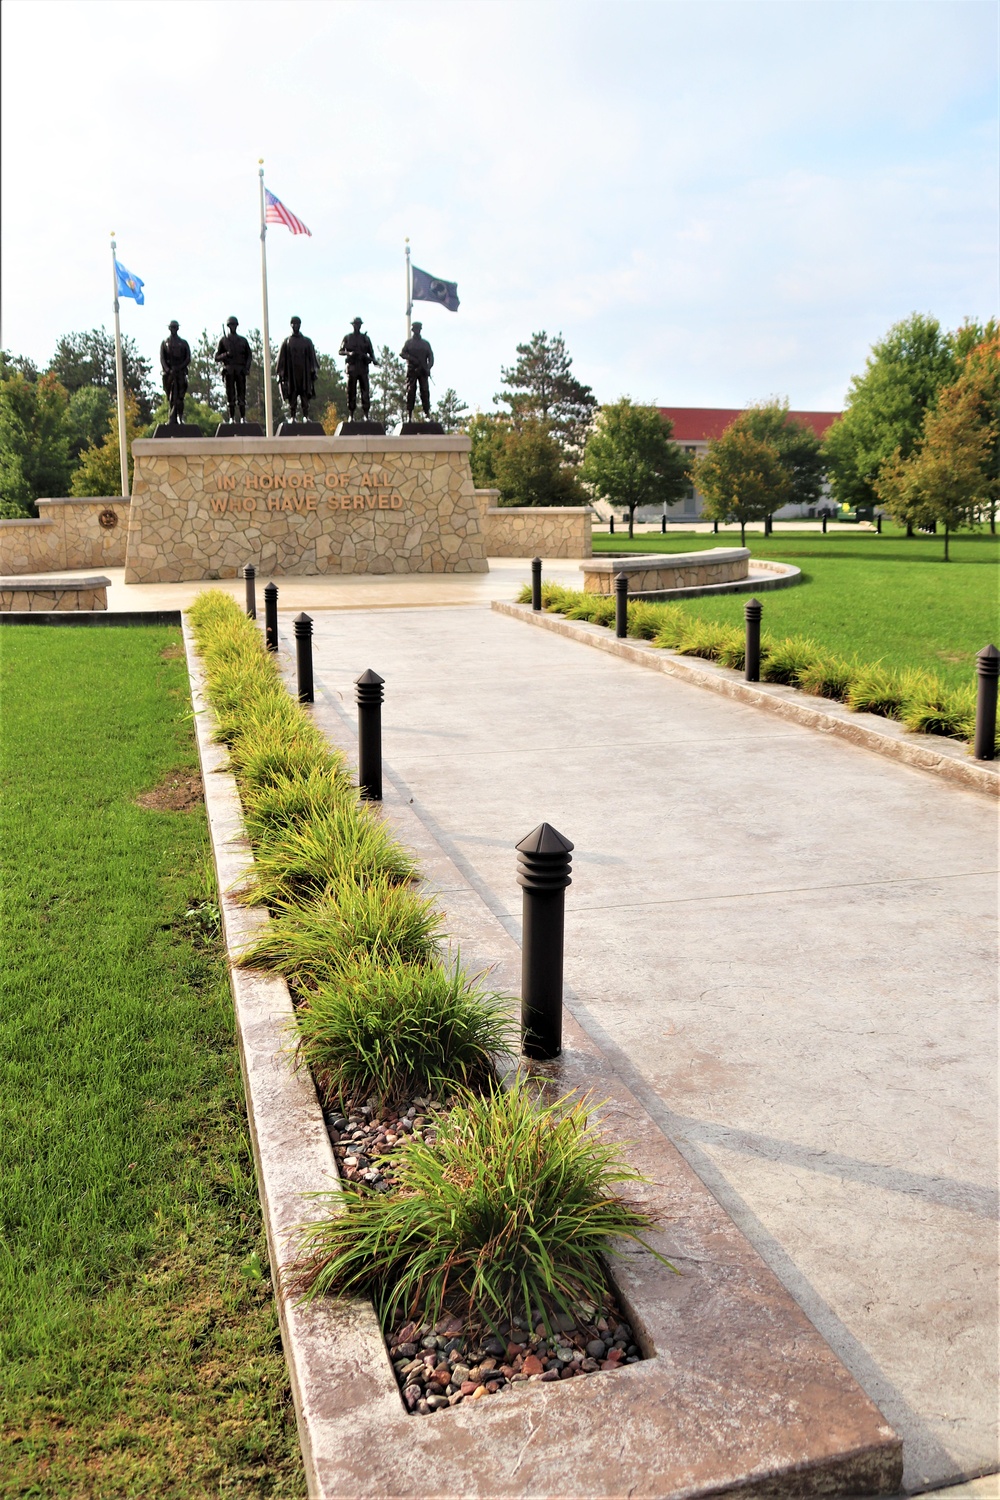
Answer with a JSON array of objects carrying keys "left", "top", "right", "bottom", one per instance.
[
  {"left": 480, "top": 503, "right": 592, "bottom": 558},
  {"left": 0, "top": 499, "right": 129, "bottom": 575},
  {"left": 126, "top": 437, "right": 488, "bottom": 583},
  {"left": 583, "top": 548, "right": 749, "bottom": 594}
]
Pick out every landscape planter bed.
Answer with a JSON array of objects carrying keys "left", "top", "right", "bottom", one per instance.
[{"left": 184, "top": 610, "right": 903, "bottom": 1499}]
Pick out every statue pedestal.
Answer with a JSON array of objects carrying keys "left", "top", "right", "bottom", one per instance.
[
  {"left": 125, "top": 434, "right": 488, "bottom": 583},
  {"left": 335, "top": 421, "right": 386, "bottom": 436},
  {"left": 152, "top": 422, "right": 203, "bottom": 438},
  {"left": 400, "top": 421, "right": 445, "bottom": 436},
  {"left": 275, "top": 421, "right": 325, "bottom": 437},
  {"left": 216, "top": 422, "right": 265, "bottom": 437}
]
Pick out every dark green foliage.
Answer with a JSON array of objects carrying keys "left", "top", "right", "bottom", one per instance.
[
  {"left": 65, "top": 383, "right": 113, "bottom": 460},
  {"left": 295, "top": 957, "right": 515, "bottom": 1106},
  {"left": 294, "top": 1079, "right": 669, "bottom": 1331},
  {"left": 370, "top": 346, "right": 408, "bottom": 430},
  {"left": 493, "top": 419, "right": 585, "bottom": 506},
  {"left": 47, "top": 325, "right": 156, "bottom": 423},
  {"left": 823, "top": 313, "right": 957, "bottom": 510},
  {"left": 738, "top": 401, "right": 826, "bottom": 510},
  {"left": 0, "top": 370, "right": 72, "bottom": 508},
  {"left": 581, "top": 400, "right": 690, "bottom": 538},
  {"left": 495, "top": 331, "right": 597, "bottom": 456}
]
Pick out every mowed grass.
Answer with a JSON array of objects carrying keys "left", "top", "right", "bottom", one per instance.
[
  {"left": 591, "top": 526, "right": 999, "bottom": 689},
  {"left": 0, "top": 627, "right": 303, "bottom": 1498}
]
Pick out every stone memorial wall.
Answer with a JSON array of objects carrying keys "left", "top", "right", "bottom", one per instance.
[{"left": 125, "top": 436, "right": 488, "bottom": 583}]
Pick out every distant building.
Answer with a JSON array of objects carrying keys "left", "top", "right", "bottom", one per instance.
[{"left": 653, "top": 406, "right": 842, "bottom": 521}]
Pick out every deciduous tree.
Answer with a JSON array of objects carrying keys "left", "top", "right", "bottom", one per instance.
[
  {"left": 71, "top": 393, "right": 142, "bottom": 496},
  {"left": 693, "top": 427, "right": 793, "bottom": 546},
  {"left": 738, "top": 400, "right": 826, "bottom": 511},
  {"left": 495, "top": 332, "right": 597, "bottom": 456},
  {"left": 0, "top": 371, "right": 72, "bottom": 512},
  {"left": 876, "top": 375, "right": 997, "bottom": 560},
  {"left": 467, "top": 412, "right": 510, "bottom": 489},
  {"left": 580, "top": 399, "right": 689, "bottom": 538},
  {"left": 493, "top": 420, "right": 584, "bottom": 507},
  {"left": 66, "top": 385, "right": 113, "bottom": 461},
  {"left": 823, "top": 314, "right": 956, "bottom": 511}
]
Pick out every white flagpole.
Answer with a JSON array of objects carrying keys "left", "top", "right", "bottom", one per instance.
[
  {"left": 405, "top": 239, "right": 412, "bottom": 342},
  {"left": 258, "top": 161, "right": 274, "bottom": 438},
  {"left": 110, "top": 234, "right": 129, "bottom": 498}
]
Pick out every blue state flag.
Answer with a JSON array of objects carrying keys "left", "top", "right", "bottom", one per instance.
[
  {"left": 115, "top": 257, "right": 145, "bottom": 305},
  {"left": 411, "top": 265, "right": 459, "bottom": 312}
]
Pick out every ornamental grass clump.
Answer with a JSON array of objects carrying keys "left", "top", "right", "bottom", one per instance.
[
  {"left": 240, "top": 767, "right": 356, "bottom": 840},
  {"left": 295, "top": 956, "right": 515, "bottom": 1107},
  {"left": 243, "top": 805, "right": 417, "bottom": 908},
  {"left": 293, "top": 1078, "right": 671, "bottom": 1331},
  {"left": 759, "top": 635, "right": 826, "bottom": 686},
  {"left": 242, "top": 878, "right": 443, "bottom": 987},
  {"left": 845, "top": 664, "right": 906, "bottom": 718}
]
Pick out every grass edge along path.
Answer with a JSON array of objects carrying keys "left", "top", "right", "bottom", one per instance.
[
  {"left": 0, "top": 624, "right": 304, "bottom": 1499},
  {"left": 186, "top": 590, "right": 662, "bottom": 1336},
  {"left": 518, "top": 582, "right": 992, "bottom": 751}
]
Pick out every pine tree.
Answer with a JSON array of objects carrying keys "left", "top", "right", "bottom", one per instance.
[{"left": 495, "top": 332, "right": 597, "bottom": 456}]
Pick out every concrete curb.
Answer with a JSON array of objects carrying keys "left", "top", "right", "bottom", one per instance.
[
  {"left": 493, "top": 602, "right": 999, "bottom": 798},
  {"left": 182, "top": 614, "right": 904, "bottom": 1499}
]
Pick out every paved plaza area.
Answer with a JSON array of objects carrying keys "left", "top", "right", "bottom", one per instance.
[{"left": 283, "top": 600, "right": 997, "bottom": 1497}]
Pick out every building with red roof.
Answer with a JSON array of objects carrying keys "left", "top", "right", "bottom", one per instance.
[{"left": 639, "top": 406, "right": 842, "bottom": 521}]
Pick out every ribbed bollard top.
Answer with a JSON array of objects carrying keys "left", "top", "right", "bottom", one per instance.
[
  {"left": 293, "top": 611, "right": 312, "bottom": 633},
  {"left": 977, "top": 644, "right": 1000, "bottom": 677},
  {"left": 744, "top": 596, "right": 762, "bottom": 618},
  {"left": 355, "top": 668, "right": 384, "bottom": 703},
  {"left": 516, "top": 822, "right": 574, "bottom": 892}
]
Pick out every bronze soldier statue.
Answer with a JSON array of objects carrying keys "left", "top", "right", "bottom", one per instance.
[
  {"left": 276, "top": 316, "right": 319, "bottom": 421},
  {"left": 400, "top": 321, "right": 434, "bottom": 420},
  {"left": 339, "top": 317, "right": 378, "bottom": 420},
  {"left": 214, "top": 316, "right": 253, "bottom": 423},
  {"left": 160, "top": 320, "right": 191, "bottom": 425}
]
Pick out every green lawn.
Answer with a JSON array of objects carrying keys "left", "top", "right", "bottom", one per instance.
[
  {"left": 591, "top": 526, "right": 999, "bottom": 688},
  {"left": 0, "top": 626, "right": 303, "bottom": 1498}
]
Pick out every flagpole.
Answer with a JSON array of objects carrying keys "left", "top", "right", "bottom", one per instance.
[
  {"left": 258, "top": 161, "right": 274, "bottom": 438},
  {"left": 405, "top": 239, "right": 412, "bottom": 342},
  {"left": 110, "top": 234, "right": 129, "bottom": 499}
]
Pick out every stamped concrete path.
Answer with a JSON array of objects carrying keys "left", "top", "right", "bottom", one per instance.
[{"left": 285, "top": 600, "right": 996, "bottom": 1498}]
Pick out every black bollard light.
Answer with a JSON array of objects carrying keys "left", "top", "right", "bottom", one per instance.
[
  {"left": 516, "top": 822, "right": 573, "bottom": 1060},
  {"left": 264, "top": 581, "right": 278, "bottom": 652},
  {"left": 713, "top": 520, "right": 719, "bottom": 535},
  {"left": 355, "top": 669, "right": 384, "bottom": 800},
  {"left": 531, "top": 556, "right": 542, "bottom": 612},
  {"left": 661, "top": 514, "right": 666, "bottom": 534},
  {"left": 764, "top": 515, "right": 772, "bottom": 537},
  {"left": 876, "top": 515, "right": 883, "bottom": 535},
  {"left": 974, "top": 645, "right": 999, "bottom": 760},
  {"left": 244, "top": 563, "right": 256, "bottom": 619},
  {"left": 822, "top": 515, "right": 828, "bottom": 534},
  {"left": 293, "top": 612, "right": 314, "bottom": 704},
  {"left": 744, "top": 596, "right": 762, "bottom": 682},
  {"left": 615, "top": 572, "right": 629, "bottom": 639},
  {"left": 609, "top": 514, "right": 615, "bottom": 535}
]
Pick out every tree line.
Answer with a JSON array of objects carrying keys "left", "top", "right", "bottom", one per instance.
[{"left": 1, "top": 317, "right": 996, "bottom": 552}]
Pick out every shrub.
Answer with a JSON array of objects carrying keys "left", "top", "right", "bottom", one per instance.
[
  {"left": 760, "top": 636, "right": 826, "bottom": 686},
  {"left": 295, "top": 957, "right": 515, "bottom": 1107},
  {"left": 243, "top": 807, "right": 417, "bottom": 908},
  {"left": 241, "top": 878, "right": 443, "bottom": 986},
  {"left": 845, "top": 665, "right": 905, "bottom": 718},
  {"left": 675, "top": 619, "right": 742, "bottom": 661},
  {"left": 293, "top": 1078, "right": 670, "bottom": 1331},
  {"left": 796, "top": 656, "right": 854, "bottom": 701}
]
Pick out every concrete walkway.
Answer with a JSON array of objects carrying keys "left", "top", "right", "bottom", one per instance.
[{"left": 290, "top": 602, "right": 997, "bottom": 1497}]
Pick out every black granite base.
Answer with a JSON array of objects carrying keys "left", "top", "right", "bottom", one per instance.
[
  {"left": 399, "top": 421, "right": 445, "bottom": 436},
  {"left": 335, "top": 420, "right": 387, "bottom": 436},
  {"left": 215, "top": 422, "right": 265, "bottom": 437},
  {"left": 275, "top": 421, "right": 326, "bottom": 437},
  {"left": 152, "top": 423, "right": 204, "bottom": 438}
]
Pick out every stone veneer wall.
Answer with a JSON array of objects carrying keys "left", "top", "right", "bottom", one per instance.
[
  {"left": 0, "top": 580, "right": 109, "bottom": 611},
  {"left": 0, "top": 498, "right": 129, "bottom": 576},
  {"left": 472, "top": 491, "right": 593, "bottom": 558},
  {"left": 126, "top": 437, "right": 488, "bottom": 583},
  {"left": 583, "top": 548, "right": 749, "bottom": 594}
]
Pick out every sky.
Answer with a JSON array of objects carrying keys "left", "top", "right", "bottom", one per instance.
[{"left": 1, "top": 0, "right": 996, "bottom": 414}]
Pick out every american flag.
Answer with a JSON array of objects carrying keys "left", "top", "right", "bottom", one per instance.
[{"left": 264, "top": 188, "right": 312, "bottom": 237}]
